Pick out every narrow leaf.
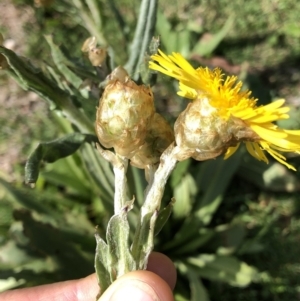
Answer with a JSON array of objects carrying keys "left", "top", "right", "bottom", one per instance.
[
  {"left": 0, "top": 46, "right": 94, "bottom": 133},
  {"left": 194, "top": 150, "right": 242, "bottom": 225},
  {"left": 188, "top": 270, "right": 210, "bottom": 301},
  {"left": 25, "top": 133, "right": 98, "bottom": 184},
  {"left": 154, "top": 198, "right": 175, "bottom": 236},
  {"left": 14, "top": 209, "right": 94, "bottom": 280},
  {"left": 94, "top": 231, "right": 111, "bottom": 297},
  {"left": 45, "top": 35, "right": 82, "bottom": 89},
  {"left": 192, "top": 16, "right": 234, "bottom": 56},
  {"left": 186, "top": 254, "right": 259, "bottom": 287},
  {"left": 106, "top": 207, "right": 136, "bottom": 279},
  {"left": 173, "top": 173, "right": 197, "bottom": 219}
]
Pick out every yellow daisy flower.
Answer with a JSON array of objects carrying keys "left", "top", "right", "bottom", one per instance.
[{"left": 149, "top": 49, "right": 300, "bottom": 170}]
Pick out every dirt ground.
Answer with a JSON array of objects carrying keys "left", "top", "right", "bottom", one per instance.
[{"left": 0, "top": 1, "right": 49, "bottom": 179}]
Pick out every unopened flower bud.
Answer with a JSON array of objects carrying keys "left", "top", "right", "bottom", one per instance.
[
  {"left": 81, "top": 37, "right": 97, "bottom": 52},
  {"left": 130, "top": 113, "right": 174, "bottom": 168},
  {"left": 96, "top": 79, "right": 155, "bottom": 157},
  {"left": 81, "top": 37, "right": 106, "bottom": 66},
  {"left": 107, "top": 66, "right": 129, "bottom": 83},
  {"left": 174, "top": 97, "right": 259, "bottom": 161},
  {"left": 88, "top": 47, "right": 107, "bottom": 66}
]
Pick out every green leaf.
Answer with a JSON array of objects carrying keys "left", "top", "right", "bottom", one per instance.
[
  {"left": 188, "top": 272, "right": 210, "bottom": 301},
  {"left": 0, "top": 46, "right": 94, "bottom": 133},
  {"left": 173, "top": 173, "right": 197, "bottom": 219},
  {"left": 80, "top": 144, "right": 114, "bottom": 211},
  {"left": 0, "top": 46, "right": 59, "bottom": 110},
  {"left": 106, "top": 207, "right": 136, "bottom": 279},
  {"left": 238, "top": 154, "right": 300, "bottom": 192},
  {"left": 186, "top": 254, "right": 259, "bottom": 287},
  {"left": 156, "top": 12, "right": 191, "bottom": 55},
  {"left": 0, "top": 240, "right": 36, "bottom": 268},
  {"left": 0, "top": 178, "right": 55, "bottom": 215},
  {"left": 154, "top": 198, "right": 175, "bottom": 236},
  {"left": 161, "top": 216, "right": 214, "bottom": 253},
  {"left": 174, "top": 24, "right": 192, "bottom": 55},
  {"left": 0, "top": 201, "right": 13, "bottom": 227},
  {"left": 193, "top": 150, "right": 242, "bottom": 225},
  {"left": 45, "top": 35, "right": 82, "bottom": 89},
  {"left": 94, "top": 231, "right": 111, "bottom": 296},
  {"left": 40, "top": 153, "right": 92, "bottom": 198},
  {"left": 156, "top": 9, "right": 177, "bottom": 54},
  {"left": 178, "top": 262, "right": 210, "bottom": 301},
  {"left": 13, "top": 209, "right": 94, "bottom": 280},
  {"left": 212, "top": 223, "right": 246, "bottom": 255},
  {"left": 192, "top": 15, "right": 234, "bottom": 56},
  {"left": 44, "top": 35, "right": 99, "bottom": 120},
  {"left": 170, "top": 159, "right": 191, "bottom": 188},
  {"left": 131, "top": 210, "right": 158, "bottom": 270},
  {"left": 0, "top": 277, "right": 26, "bottom": 292},
  {"left": 127, "top": 166, "right": 147, "bottom": 207},
  {"left": 25, "top": 133, "right": 98, "bottom": 184}
]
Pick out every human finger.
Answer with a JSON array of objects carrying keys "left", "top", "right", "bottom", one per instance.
[
  {"left": 0, "top": 252, "right": 176, "bottom": 301},
  {"left": 147, "top": 251, "right": 177, "bottom": 290},
  {"left": 99, "top": 270, "right": 174, "bottom": 301}
]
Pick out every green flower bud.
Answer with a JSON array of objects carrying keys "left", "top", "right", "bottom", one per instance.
[
  {"left": 130, "top": 113, "right": 174, "bottom": 168},
  {"left": 96, "top": 78, "right": 155, "bottom": 157}
]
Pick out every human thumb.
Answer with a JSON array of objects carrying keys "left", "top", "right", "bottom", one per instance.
[{"left": 99, "top": 270, "right": 174, "bottom": 301}]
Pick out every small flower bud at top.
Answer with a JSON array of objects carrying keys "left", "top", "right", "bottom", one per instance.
[
  {"left": 81, "top": 37, "right": 97, "bottom": 52},
  {"left": 107, "top": 66, "right": 129, "bottom": 83},
  {"left": 130, "top": 113, "right": 175, "bottom": 168},
  {"left": 96, "top": 78, "right": 155, "bottom": 158},
  {"left": 88, "top": 47, "right": 107, "bottom": 66}
]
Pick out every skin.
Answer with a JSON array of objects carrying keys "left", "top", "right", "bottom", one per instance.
[{"left": 0, "top": 252, "right": 176, "bottom": 301}]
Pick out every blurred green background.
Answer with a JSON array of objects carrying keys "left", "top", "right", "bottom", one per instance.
[{"left": 1, "top": 0, "right": 300, "bottom": 300}]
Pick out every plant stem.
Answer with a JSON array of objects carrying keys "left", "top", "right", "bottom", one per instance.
[
  {"left": 113, "top": 155, "right": 129, "bottom": 214},
  {"left": 131, "top": 144, "right": 178, "bottom": 268},
  {"left": 96, "top": 145, "right": 129, "bottom": 214}
]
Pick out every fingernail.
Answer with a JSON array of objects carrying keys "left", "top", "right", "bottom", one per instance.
[{"left": 109, "top": 279, "right": 160, "bottom": 301}]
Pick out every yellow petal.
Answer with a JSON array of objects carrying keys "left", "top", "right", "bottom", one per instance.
[
  {"left": 224, "top": 143, "right": 240, "bottom": 159},
  {"left": 265, "top": 148, "right": 296, "bottom": 171},
  {"left": 261, "top": 99, "right": 285, "bottom": 110}
]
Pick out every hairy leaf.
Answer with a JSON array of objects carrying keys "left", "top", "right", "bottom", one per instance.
[{"left": 25, "top": 133, "right": 98, "bottom": 184}]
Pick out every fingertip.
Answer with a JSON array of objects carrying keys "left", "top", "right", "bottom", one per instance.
[
  {"left": 100, "top": 270, "right": 174, "bottom": 301},
  {"left": 147, "top": 252, "right": 177, "bottom": 290},
  {"left": 74, "top": 273, "right": 99, "bottom": 301}
]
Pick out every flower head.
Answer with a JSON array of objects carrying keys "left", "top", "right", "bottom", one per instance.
[
  {"left": 149, "top": 50, "right": 300, "bottom": 170},
  {"left": 96, "top": 77, "right": 155, "bottom": 158},
  {"left": 130, "top": 113, "right": 174, "bottom": 168}
]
